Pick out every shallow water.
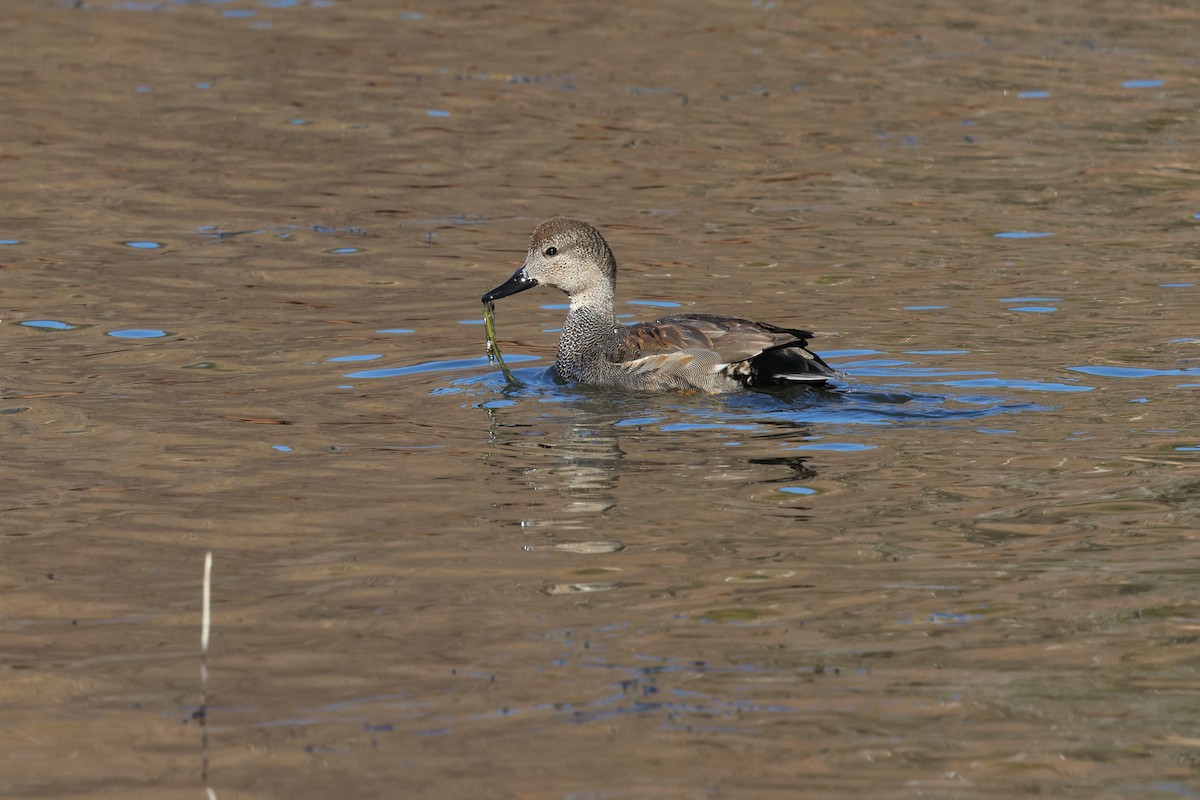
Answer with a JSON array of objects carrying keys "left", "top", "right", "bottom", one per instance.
[{"left": 3, "top": 1, "right": 1199, "bottom": 798}]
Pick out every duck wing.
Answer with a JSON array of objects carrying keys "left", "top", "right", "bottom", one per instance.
[
  {"left": 615, "top": 313, "right": 805, "bottom": 362},
  {"left": 614, "top": 313, "right": 839, "bottom": 384}
]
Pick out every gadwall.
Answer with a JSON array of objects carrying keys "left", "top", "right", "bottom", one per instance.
[{"left": 482, "top": 217, "right": 841, "bottom": 393}]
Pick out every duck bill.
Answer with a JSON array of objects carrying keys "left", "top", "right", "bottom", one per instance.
[{"left": 482, "top": 266, "right": 538, "bottom": 302}]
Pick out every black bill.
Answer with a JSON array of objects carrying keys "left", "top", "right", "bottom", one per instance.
[{"left": 482, "top": 266, "right": 538, "bottom": 302}]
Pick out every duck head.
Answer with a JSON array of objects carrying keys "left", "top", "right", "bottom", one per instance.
[{"left": 483, "top": 217, "right": 617, "bottom": 307}]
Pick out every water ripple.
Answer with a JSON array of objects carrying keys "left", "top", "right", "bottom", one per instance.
[
  {"left": 347, "top": 355, "right": 542, "bottom": 380},
  {"left": 1068, "top": 365, "right": 1200, "bottom": 379}
]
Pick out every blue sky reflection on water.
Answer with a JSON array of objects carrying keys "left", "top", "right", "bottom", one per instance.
[{"left": 346, "top": 350, "right": 1064, "bottom": 439}]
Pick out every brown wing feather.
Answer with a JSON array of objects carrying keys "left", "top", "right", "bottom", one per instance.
[
  {"left": 621, "top": 351, "right": 698, "bottom": 375},
  {"left": 615, "top": 313, "right": 810, "bottom": 365}
]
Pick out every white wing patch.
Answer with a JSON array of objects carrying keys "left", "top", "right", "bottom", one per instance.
[{"left": 773, "top": 372, "right": 834, "bottom": 382}]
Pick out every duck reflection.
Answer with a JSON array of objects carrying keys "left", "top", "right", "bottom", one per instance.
[
  {"left": 479, "top": 387, "right": 821, "bottom": 532},
  {"left": 481, "top": 399, "right": 624, "bottom": 528},
  {"left": 744, "top": 454, "right": 818, "bottom": 484}
]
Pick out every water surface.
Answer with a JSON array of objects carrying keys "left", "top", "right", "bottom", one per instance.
[{"left": 2, "top": 1, "right": 1199, "bottom": 798}]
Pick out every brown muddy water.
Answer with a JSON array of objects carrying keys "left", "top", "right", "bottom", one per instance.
[{"left": 3, "top": 1, "right": 1199, "bottom": 798}]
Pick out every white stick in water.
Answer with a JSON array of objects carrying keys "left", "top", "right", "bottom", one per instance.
[
  {"left": 201, "top": 551, "right": 216, "bottom": 800},
  {"left": 202, "top": 551, "right": 212, "bottom": 653}
]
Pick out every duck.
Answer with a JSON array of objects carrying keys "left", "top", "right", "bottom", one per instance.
[{"left": 482, "top": 217, "right": 841, "bottom": 393}]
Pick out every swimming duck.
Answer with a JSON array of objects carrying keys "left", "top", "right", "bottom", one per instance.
[{"left": 482, "top": 217, "right": 841, "bottom": 393}]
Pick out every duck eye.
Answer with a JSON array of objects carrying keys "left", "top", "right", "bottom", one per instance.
[{"left": 544, "top": 246, "right": 558, "bottom": 257}]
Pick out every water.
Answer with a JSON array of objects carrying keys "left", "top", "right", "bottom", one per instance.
[{"left": 3, "top": 1, "right": 1200, "bottom": 798}]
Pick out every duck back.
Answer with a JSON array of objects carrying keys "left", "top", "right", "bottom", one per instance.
[{"left": 614, "top": 313, "right": 840, "bottom": 389}]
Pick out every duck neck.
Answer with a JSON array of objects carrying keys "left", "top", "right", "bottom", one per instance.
[
  {"left": 568, "top": 281, "right": 615, "bottom": 314},
  {"left": 557, "top": 300, "right": 620, "bottom": 382}
]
